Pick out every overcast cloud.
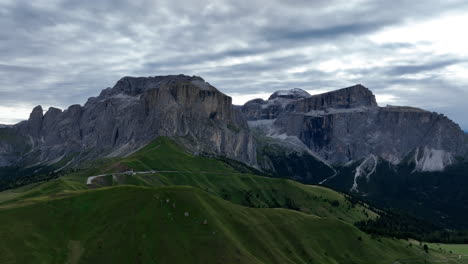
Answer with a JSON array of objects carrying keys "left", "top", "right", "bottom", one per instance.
[{"left": 0, "top": 0, "right": 467, "bottom": 129}]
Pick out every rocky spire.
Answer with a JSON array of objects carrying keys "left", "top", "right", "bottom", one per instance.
[{"left": 27, "top": 105, "right": 43, "bottom": 137}]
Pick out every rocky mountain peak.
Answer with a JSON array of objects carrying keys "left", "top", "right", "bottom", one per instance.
[
  {"left": 268, "top": 88, "right": 311, "bottom": 100},
  {"left": 3, "top": 74, "right": 256, "bottom": 169},
  {"left": 242, "top": 83, "right": 467, "bottom": 171},
  {"left": 285, "top": 84, "right": 377, "bottom": 113},
  {"left": 97, "top": 75, "right": 217, "bottom": 99},
  {"left": 345, "top": 84, "right": 377, "bottom": 103},
  {"left": 331, "top": 84, "right": 377, "bottom": 107},
  {"left": 320, "top": 84, "right": 375, "bottom": 104},
  {"left": 45, "top": 107, "right": 63, "bottom": 116},
  {"left": 27, "top": 105, "right": 44, "bottom": 136},
  {"left": 241, "top": 88, "right": 313, "bottom": 121},
  {"left": 29, "top": 105, "right": 43, "bottom": 119}
]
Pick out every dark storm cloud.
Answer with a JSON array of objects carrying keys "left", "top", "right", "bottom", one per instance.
[{"left": 0, "top": 0, "right": 468, "bottom": 129}]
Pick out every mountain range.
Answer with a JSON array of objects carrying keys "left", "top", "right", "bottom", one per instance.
[
  {"left": 3, "top": 75, "right": 467, "bottom": 170},
  {"left": 1, "top": 75, "right": 468, "bottom": 224},
  {"left": 1, "top": 74, "right": 468, "bottom": 263}
]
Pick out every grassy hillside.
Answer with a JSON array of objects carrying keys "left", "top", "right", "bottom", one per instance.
[
  {"left": 0, "top": 185, "right": 454, "bottom": 264},
  {"left": 102, "top": 137, "right": 241, "bottom": 173},
  {"left": 429, "top": 243, "right": 468, "bottom": 255},
  {"left": 0, "top": 137, "right": 376, "bottom": 224},
  {"left": 104, "top": 171, "right": 378, "bottom": 223},
  {"left": 0, "top": 137, "right": 464, "bottom": 263},
  {"left": 0, "top": 178, "right": 87, "bottom": 205}
]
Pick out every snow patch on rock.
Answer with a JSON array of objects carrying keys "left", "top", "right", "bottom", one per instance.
[
  {"left": 413, "top": 147, "right": 453, "bottom": 172},
  {"left": 269, "top": 88, "right": 311, "bottom": 100},
  {"left": 351, "top": 154, "right": 378, "bottom": 193},
  {"left": 380, "top": 153, "right": 401, "bottom": 165}
]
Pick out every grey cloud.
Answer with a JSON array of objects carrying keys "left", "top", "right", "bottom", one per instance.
[
  {"left": 263, "top": 21, "right": 390, "bottom": 42},
  {"left": 0, "top": 64, "right": 45, "bottom": 74},
  {"left": 385, "top": 59, "right": 464, "bottom": 76},
  {"left": 0, "top": 0, "right": 468, "bottom": 129}
]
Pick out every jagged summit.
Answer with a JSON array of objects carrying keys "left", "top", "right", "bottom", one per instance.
[
  {"left": 268, "top": 88, "right": 311, "bottom": 100},
  {"left": 27, "top": 105, "right": 44, "bottom": 137},
  {"left": 29, "top": 105, "right": 44, "bottom": 117}
]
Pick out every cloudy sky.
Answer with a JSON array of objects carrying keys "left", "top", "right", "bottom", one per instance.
[{"left": 1, "top": 0, "right": 467, "bottom": 129}]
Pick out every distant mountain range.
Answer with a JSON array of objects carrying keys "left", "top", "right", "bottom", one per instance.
[{"left": 1, "top": 74, "right": 467, "bottom": 228}]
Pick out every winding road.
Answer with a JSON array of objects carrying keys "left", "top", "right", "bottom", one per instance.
[{"left": 86, "top": 170, "right": 249, "bottom": 185}]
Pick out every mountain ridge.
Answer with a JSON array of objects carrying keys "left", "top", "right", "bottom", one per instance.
[
  {"left": 0, "top": 75, "right": 468, "bottom": 177},
  {"left": 0, "top": 75, "right": 256, "bottom": 172},
  {"left": 1, "top": 74, "right": 467, "bottom": 188},
  {"left": 244, "top": 84, "right": 467, "bottom": 169},
  {"left": 1, "top": 75, "right": 468, "bottom": 246}
]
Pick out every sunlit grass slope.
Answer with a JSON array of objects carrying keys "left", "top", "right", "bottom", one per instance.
[
  {"left": 0, "top": 137, "right": 377, "bottom": 223},
  {"left": 0, "top": 137, "right": 465, "bottom": 263},
  {"left": 429, "top": 243, "right": 468, "bottom": 255},
  {"left": 0, "top": 185, "right": 446, "bottom": 264}
]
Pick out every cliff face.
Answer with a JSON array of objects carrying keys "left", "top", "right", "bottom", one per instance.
[
  {"left": 243, "top": 85, "right": 467, "bottom": 170},
  {"left": 275, "top": 106, "right": 465, "bottom": 165},
  {"left": 285, "top": 84, "right": 377, "bottom": 113},
  {"left": 1, "top": 78, "right": 466, "bottom": 174},
  {"left": 2, "top": 75, "right": 256, "bottom": 168},
  {"left": 0, "top": 127, "right": 29, "bottom": 167}
]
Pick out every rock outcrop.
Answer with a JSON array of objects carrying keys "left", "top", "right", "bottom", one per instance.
[
  {"left": 2, "top": 75, "right": 256, "bottom": 168},
  {"left": 241, "top": 88, "right": 311, "bottom": 121},
  {"left": 243, "top": 84, "right": 467, "bottom": 170},
  {"left": 285, "top": 84, "right": 377, "bottom": 113},
  {"left": 0, "top": 126, "right": 29, "bottom": 167}
]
